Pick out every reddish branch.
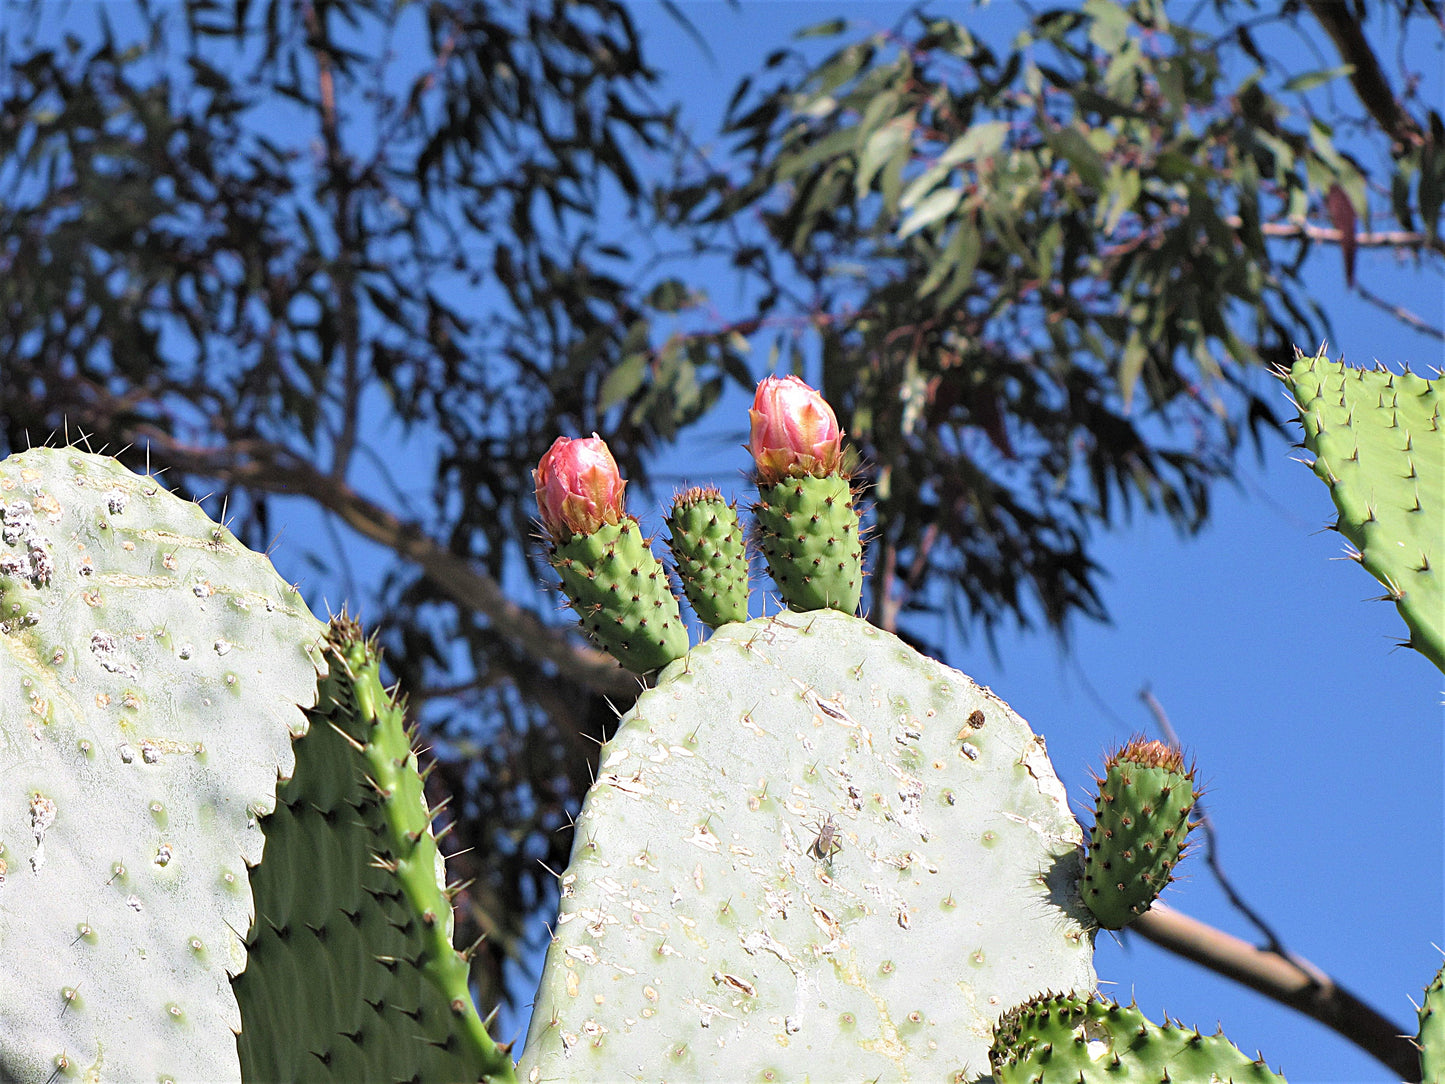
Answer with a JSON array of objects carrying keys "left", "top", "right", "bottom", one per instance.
[{"left": 1133, "top": 904, "right": 1420, "bottom": 1080}]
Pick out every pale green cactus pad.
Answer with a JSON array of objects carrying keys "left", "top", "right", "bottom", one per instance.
[
  {"left": 1287, "top": 354, "right": 1443, "bottom": 672},
  {"left": 0, "top": 447, "right": 326, "bottom": 1083},
  {"left": 515, "top": 610, "right": 1095, "bottom": 1082}
]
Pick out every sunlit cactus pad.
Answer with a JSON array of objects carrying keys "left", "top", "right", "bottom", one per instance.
[
  {"left": 516, "top": 609, "right": 1095, "bottom": 1082},
  {"left": 990, "top": 991, "right": 1286, "bottom": 1083},
  {"left": 0, "top": 448, "right": 326, "bottom": 1083},
  {"left": 1287, "top": 354, "right": 1443, "bottom": 671}
]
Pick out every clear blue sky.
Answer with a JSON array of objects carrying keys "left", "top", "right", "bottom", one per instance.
[{"left": 502, "top": 5, "right": 1440, "bottom": 1081}]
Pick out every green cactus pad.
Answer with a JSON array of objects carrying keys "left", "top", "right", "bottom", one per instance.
[
  {"left": 1421, "top": 961, "right": 1445, "bottom": 1084},
  {"left": 754, "top": 474, "right": 863, "bottom": 614},
  {"left": 514, "top": 610, "right": 1095, "bottom": 1081},
  {"left": 1286, "top": 354, "right": 1443, "bottom": 672},
  {"left": 550, "top": 518, "right": 689, "bottom": 673},
  {"left": 0, "top": 447, "right": 326, "bottom": 1084},
  {"left": 991, "top": 991, "right": 1286, "bottom": 1083},
  {"left": 666, "top": 486, "right": 750, "bottom": 629},
  {"left": 234, "top": 618, "right": 515, "bottom": 1083},
  {"left": 1082, "top": 738, "right": 1197, "bottom": 930}
]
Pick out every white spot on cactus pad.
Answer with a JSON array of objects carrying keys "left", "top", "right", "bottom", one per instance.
[{"left": 29, "top": 793, "right": 56, "bottom": 840}]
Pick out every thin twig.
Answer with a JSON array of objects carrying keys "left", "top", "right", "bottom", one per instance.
[
  {"left": 1355, "top": 281, "right": 1445, "bottom": 341},
  {"left": 1235, "top": 217, "right": 1445, "bottom": 257}
]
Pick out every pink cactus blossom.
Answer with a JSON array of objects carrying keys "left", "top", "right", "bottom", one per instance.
[
  {"left": 534, "top": 434, "right": 627, "bottom": 540},
  {"left": 748, "top": 375, "right": 844, "bottom": 483}
]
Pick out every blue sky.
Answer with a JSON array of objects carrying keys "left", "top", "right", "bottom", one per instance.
[{"left": 516, "top": 4, "right": 1441, "bottom": 1081}]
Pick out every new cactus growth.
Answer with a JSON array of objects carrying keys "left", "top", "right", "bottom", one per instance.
[
  {"left": 234, "top": 617, "right": 514, "bottom": 1083},
  {"left": 1421, "top": 962, "right": 1445, "bottom": 1084},
  {"left": 1082, "top": 738, "right": 1197, "bottom": 930},
  {"left": 1285, "top": 354, "right": 1443, "bottom": 672},
  {"left": 749, "top": 376, "right": 864, "bottom": 614},
  {"left": 665, "top": 486, "right": 750, "bottom": 628},
  {"left": 990, "top": 991, "right": 1286, "bottom": 1082},
  {"left": 0, "top": 448, "right": 327, "bottom": 1083},
  {"left": 535, "top": 435, "right": 689, "bottom": 673},
  {"left": 513, "top": 609, "right": 1095, "bottom": 1081}
]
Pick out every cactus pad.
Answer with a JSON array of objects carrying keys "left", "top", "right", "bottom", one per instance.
[
  {"left": 1286, "top": 354, "right": 1443, "bottom": 671},
  {"left": 0, "top": 447, "right": 326, "bottom": 1083},
  {"left": 665, "top": 487, "right": 750, "bottom": 629},
  {"left": 1082, "top": 738, "right": 1197, "bottom": 930},
  {"left": 1421, "top": 961, "right": 1445, "bottom": 1084},
  {"left": 234, "top": 618, "right": 515, "bottom": 1083},
  {"left": 514, "top": 610, "right": 1094, "bottom": 1081},
  {"left": 990, "top": 991, "right": 1286, "bottom": 1082},
  {"left": 753, "top": 475, "right": 863, "bottom": 614},
  {"left": 549, "top": 518, "right": 689, "bottom": 673}
]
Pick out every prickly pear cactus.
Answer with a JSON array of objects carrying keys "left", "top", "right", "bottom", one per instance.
[
  {"left": 551, "top": 520, "right": 690, "bottom": 673},
  {"left": 753, "top": 475, "right": 863, "bottom": 614},
  {"left": 990, "top": 991, "right": 1286, "bottom": 1082},
  {"left": 0, "top": 447, "right": 326, "bottom": 1083},
  {"left": 666, "top": 486, "right": 750, "bottom": 629},
  {"left": 514, "top": 609, "right": 1095, "bottom": 1082},
  {"left": 1421, "top": 962, "right": 1445, "bottom": 1084},
  {"left": 1286, "top": 354, "right": 1443, "bottom": 672},
  {"left": 1082, "top": 738, "right": 1197, "bottom": 930},
  {"left": 234, "top": 617, "right": 514, "bottom": 1083}
]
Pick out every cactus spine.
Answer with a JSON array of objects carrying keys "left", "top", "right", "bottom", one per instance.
[
  {"left": 1285, "top": 354, "right": 1443, "bottom": 671},
  {"left": 1082, "top": 738, "right": 1198, "bottom": 930},
  {"left": 990, "top": 991, "right": 1286, "bottom": 1082},
  {"left": 665, "top": 486, "right": 750, "bottom": 628}
]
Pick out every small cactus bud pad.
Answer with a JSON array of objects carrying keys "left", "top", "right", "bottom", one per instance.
[
  {"left": 0, "top": 448, "right": 326, "bottom": 1083},
  {"left": 753, "top": 474, "right": 863, "bottom": 614},
  {"left": 515, "top": 610, "right": 1094, "bottom": 1081},
  {"left": 1082, "top": 738, "right": 1197, "bottom": 930},
  {"left": 549, "top": 518, "right": 689, "bottom": 673},
  {"left": 665, "top": 487, "right": 750, "bottom": 629},
  {"left": 990, "top": 991, "right": 1286, "bottom": 1083},
  {"left": 1287, "top": 355, "right": 1443, "bottom": 672}
]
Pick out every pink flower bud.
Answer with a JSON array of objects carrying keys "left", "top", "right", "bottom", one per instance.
[
  {"left": 534, "top": 434, "right": 627, "bottom": 540},
  {"left": 748, "top": 375, "right": 844, "bottom": 483}
]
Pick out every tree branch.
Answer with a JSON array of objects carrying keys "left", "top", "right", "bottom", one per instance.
[
  {"left": 130, "top": 428, "right": 642, "bottom": 699},
  {"left": 1230, "top": 216, "right": 1445, "bottom": 255},
  {"left": 1131, "top": 904, "right": 1420, "bottom": 1080},
  {"left": 1304, "top": 0, "right": 1427, "bottom": 152}
]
